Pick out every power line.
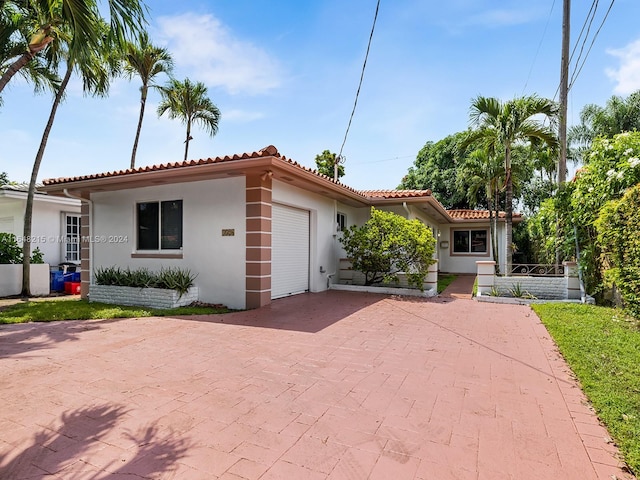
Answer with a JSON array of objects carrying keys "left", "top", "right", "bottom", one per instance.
[
  {"left": 568, "top": 0, "right": 598, "bottom": 70},
  {"left": 523, "top": 0, "right": 557, "bottom": 95},
  {"left": 569, "top": 0, "right": 615, "bottom": 90},
  {"left": 337, "top": 0, "right": 381, "bottom": 161},
  {"left": 553, "top": 0, "right": 616, "bottom": 100}
]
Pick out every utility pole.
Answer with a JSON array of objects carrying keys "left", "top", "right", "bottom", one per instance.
[{"left": 558, "top": 0, "right": 570, "bottom": 185}]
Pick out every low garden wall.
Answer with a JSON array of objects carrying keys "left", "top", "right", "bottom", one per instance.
[
  {"left": 336, "top": 258, "right": 438, "bottom": 295},
  {"left": 0, "top": 264, "right": 50, "bottom": 297},
  {"left": 89, "top": 285, "right": 198, "bottom": 309},
  {"left": 476, "top": 261, "right": 581, "bottom": 301}
]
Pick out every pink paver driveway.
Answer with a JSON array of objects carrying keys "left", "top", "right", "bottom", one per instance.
[{"left": 0, "top": 290, "right": 634, "bottom": 479}]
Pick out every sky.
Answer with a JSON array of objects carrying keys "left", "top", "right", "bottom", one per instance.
[{"left": 1, "top": 0, "right": 640, "bottom": 190}]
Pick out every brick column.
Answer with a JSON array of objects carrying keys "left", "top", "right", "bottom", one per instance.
[
  {"left": 79, "top": 193, "right": 91, "bottom": 299},
  {"left": 245, "top": 174, "right": 272, "bottom": 309},
  {"left": 476, "top": 260, "right": 496, "bottom": 296}
]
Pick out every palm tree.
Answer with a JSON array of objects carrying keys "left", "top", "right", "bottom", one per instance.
[
  {"left": 21, "top": 21, "right": 118, "bottom": 296},
  {"left": 568, "top": 90, "right": 640, "bottom": 164},
  {"left": 467, "top": 95, "right": 558, "bottom": 274},
  {"left": 123, "top": 31, "right": 173, "bottom": 169},
  {"left": 157, "top": 78, "right": 221, "bottom": 161},
  {"left": 0, "top": 0, "right": 146, "bottom": 94},
  {"left": 0, "top": 3, "right": 60, "bottom": 104},
  {"left": 459, "top": 148, "right": 504, "bottom": 271}
]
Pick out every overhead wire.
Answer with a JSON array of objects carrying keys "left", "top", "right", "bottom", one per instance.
[
  {"left": 522, "top": 0, "right": 557, "bottom": 95},
  {"left": 569, "top": 0, "right": 615, "bottom": 90},
  {"left": 337, "top": 0, "right": 381, "bottom": 162},
  {"left": 552, "top": 0, "right": 616, "bottom": 100}
]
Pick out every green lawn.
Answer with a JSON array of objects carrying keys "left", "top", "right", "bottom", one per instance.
[
  {"left": 533, "top": 303, "right": 640, "bottom": 475},
  {"left": 0, "top": 299, "right": 230, "bottom": 324},
  {"left": 437, "top": 274, "right": 457, "bottom": 293}
]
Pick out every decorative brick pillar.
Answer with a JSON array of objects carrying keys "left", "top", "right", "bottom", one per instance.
[
  {"left": 245, "top": 173, "right": 272, "bottom": 309},
  {"left": 80, "top": 194, "right": 90, "bottom": 299},
  {"left": 564, "top": 261, "right": 580, "bottom": 300},
  {"left": 476, "top": 261, "right": 496, "bottom": 295}
]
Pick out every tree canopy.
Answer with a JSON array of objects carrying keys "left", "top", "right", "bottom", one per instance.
[
  {"left": 399, "top": 132, "right": 476, "bottom": 209},
  {"left": 314, "top": 150, "right": 344, "bottom": 179},
  {"left": 569, "top": 90, "right": 640, "bottom": 164}
]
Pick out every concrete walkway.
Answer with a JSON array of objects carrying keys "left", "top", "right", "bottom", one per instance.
[
  {"left": 440, "top": 274, "right": 476, "bottom": 300},
  {"left": 0, "top": 291, "right": 633, "bottom": 479}
]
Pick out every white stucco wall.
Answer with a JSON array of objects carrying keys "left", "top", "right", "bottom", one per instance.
[
  {"left": 437, "top": 221, "right": 499, "bottom": 274},
  {"left": 272, "top": 180, "right": 340, "bottom": 293},
  {"left": 0, "top": 194, "right": 81, "bottom": 266},
  {"left": 90, "top": 177, "right": 246, "bottom": 309}
]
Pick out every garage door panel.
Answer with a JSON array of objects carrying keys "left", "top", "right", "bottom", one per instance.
[{"left": 272, "top": 204, "right": 309, "bottom": 299}]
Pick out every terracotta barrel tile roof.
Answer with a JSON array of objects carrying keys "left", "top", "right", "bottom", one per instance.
[
  {"left": 43, "top": 145, "right": 285, "bottom": 186},
  {"left": 359, "top": 189, "right": 432, "bottom": 199},
  {"left": 448, "top": 209, "right": 522, "bottom": 220},
  {"left": 40, "top": 145, "right": 520, "bottom": 223}
]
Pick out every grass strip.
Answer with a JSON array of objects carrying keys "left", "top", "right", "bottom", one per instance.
[
  {"left": 532, "top": 303, "right": 640, "bottom": 474},
  {"left": 0, "top": 299, "right": 229, "bottom": 324},
  {"left": 437, "top": 274, "right": 458, "bottom": 293}
]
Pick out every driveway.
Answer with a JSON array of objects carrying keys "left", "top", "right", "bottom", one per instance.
[{"left": 0, "top": 290, "right": 633, "bottom": 479}]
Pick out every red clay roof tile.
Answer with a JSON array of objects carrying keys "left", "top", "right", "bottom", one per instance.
[
  {"left": 448, "top": 209, "right": 522, "bottom": 220},
  {"left": 41, "top": 146, "right": 519, "bottom": 222}
]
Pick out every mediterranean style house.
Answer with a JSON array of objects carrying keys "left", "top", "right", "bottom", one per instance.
[{"left": 41, "top": 146, "right": 519, "bottom": 309}]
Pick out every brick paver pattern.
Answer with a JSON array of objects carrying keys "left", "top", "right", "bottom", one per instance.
[{"left": 0, "top": 288, "right": 634, "bottom": 479}]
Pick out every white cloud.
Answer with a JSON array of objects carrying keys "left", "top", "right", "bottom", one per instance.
[
  {"left": 223, "top": 109, "right": 265, "bottom": 122},
  {"left": 606, "top": 39, "right": 640, "bottom": 95},
  {"left": 156, "top": 13, "right": 282, "bottom": 95},
  {"left": 464, "top": 8, "right": 541, "bottom": 27}
]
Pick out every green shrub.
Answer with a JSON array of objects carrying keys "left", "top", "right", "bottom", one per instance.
[
  {"left": 94, "top": 266, "right": 197, "bottom": 297},
  {"left": 0, "top": 233, "right": 23, "bottom": 264},
  {"left": 0, "top": 233, "right": 45, "bottom": 264},
  {"left": 339, "top": 207, "right": 436, "bottom": 289},
  {"left": 156, "top": 267, "right": 197, "bottom": 297},
  {"left": 596, "top": 184, "right": 640, "bottom": 317}
]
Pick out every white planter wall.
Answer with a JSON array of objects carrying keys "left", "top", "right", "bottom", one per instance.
[
  {"left": 89, "top": 285, "right": 198, "bottom": 309},
  {"left": 0, "top": 263, "right": 50, "bottom": 296}
]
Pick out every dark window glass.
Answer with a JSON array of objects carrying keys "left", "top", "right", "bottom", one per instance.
[
  {"left": 470, "top": 230, "right": 488, "bottom": 253},
  {"left": 161, "top": 200, "right": 183, "bottom": 249},
  {"left": 137, "top": 202, "right": 159, "bottom": 250},
  {"left": 337, "top": 213, "right": 346, "bottom": 232},
  {"left": 453, "top": 230, "right": 470, "bottom": 253}
]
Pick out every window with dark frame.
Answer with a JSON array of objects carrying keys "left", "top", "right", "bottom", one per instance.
[
  {"left": 64, "top": 213, "right": 81, "bottom": 262},
  {"left": 452, "top": 229, "right": 488, "bottom": 254},
  {"left": 137, "top": 200, "right": 183, "bottom": 250},
  {"left": 337, "top": 212, "right": 346, "bottom": 232}
]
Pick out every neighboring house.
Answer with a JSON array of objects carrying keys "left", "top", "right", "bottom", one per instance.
[
  {"left": 0, "top": 185, "right": 82, "bottom": 266},
  {"left": 41, "top": 146, "right": 520, "bottom": 310}
]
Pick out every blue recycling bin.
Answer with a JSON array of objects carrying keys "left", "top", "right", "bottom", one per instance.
[{"left": 50, "top": 271, "right": 65, "bottom": 292}]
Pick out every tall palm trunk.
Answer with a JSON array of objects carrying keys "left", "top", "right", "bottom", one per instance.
[
  {"left": 487, "top": 195, "right": 499, "bottom": 274},
  {"left": 0, "top": 33, "right": 53, "bottom": 94},
  {"left": 0, "top": 53, "right": 33, "bottom": 93},
  {"left": 183, "top": 119, "right": 191, "bottom": 161},
  {"left": 504, "top": 146, "right": 513, "bottom": 277},
  {"left": 22, "top": 64, "right": 72, "bottom": 296},
  {"left": 492, "top": 184, "right": 500, "bottom": 273},
  {"left": 130, "top": 83, "right": 148, "bottom": 169}
]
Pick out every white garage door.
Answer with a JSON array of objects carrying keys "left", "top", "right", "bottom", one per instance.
[{"left": 272, "top": 203, "right": 309, "bottom": 299}]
